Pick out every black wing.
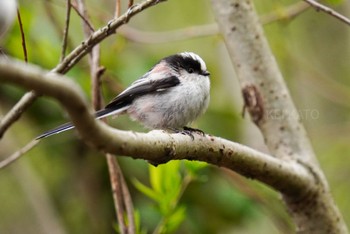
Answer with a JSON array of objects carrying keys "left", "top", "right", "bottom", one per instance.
[{"left": 105, "top": 75, "right": 180, "bottom": 109}]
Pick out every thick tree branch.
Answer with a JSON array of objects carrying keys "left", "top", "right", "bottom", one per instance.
[
  {"left": 0, "top": 0, "right": 165, "bottom": 139},
  {"left": 211, "top": 0, "right": 348, "bottom": 233},
  {"left": 0, "top": 59, "right": 316, "bottom": 199}
]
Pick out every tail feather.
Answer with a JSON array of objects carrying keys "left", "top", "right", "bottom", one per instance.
[
  {"left": 36, "top": 122, "right": 75, "bottom": 140},
  {"left": 36, "top": 106, "right": 129, "bottom": 140}
]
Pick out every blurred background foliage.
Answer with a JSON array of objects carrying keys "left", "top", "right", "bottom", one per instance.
[{"left": 0, "top": 0, "right": 349, "bottom": 233}]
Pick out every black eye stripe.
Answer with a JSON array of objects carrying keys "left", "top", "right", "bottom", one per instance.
[{"left": 164, "top": 54, "right": 203, "bottom": 75}]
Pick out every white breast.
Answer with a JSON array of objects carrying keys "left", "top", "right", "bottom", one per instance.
[{"left": 127, "top": 74, "right": 210, "bottom": 129}]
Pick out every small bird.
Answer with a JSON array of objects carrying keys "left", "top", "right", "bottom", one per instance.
[{"left": 36, "top": 52, "right": 210, "bottom": 139}]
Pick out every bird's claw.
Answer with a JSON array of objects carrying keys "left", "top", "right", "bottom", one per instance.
[
  {"left": 170, "top": 127, "right": 205, "bottom": 140},
  {"left": 183, "top": 126, "right": 205, "bottom": 136}
]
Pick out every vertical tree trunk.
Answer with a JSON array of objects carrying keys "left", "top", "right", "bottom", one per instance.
[{"left": 211, "top": 0, "right": 348, "bottom": 233}]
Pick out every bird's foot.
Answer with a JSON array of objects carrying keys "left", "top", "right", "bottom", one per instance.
[
  {"left": 169, "top": 126, "right": 205, "bottom": 140},
  {"left": 183, "top": 126, "right": 205, "bottom": 136}
]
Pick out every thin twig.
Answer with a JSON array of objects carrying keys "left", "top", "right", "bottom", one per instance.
[
  {"left": 115, "top": 0, "right": 121, "bottom": 18},
  {"left": 54, "top": 0, "right": 166, "bottom": 74},
  {"left": 0, "top": 91, "right": 38, "bottom": 139},
  {"left": 43, "top": 1, "right": 74, "bottom": 51},
  {"left": 303, "top": 0, "right": 350, "bottom": 26},
  {"left": 261, "top": 1, "right": 310, "bottom": 24},
  {"left": 60, "top": 0, "right": 72, "bottom": 62},
  {"left": 16, "top": 8, "right": 28, "bottom": 62},
  {"left": 75, "top": 0, "right": 102, "bottom": 103},
  {"left": 70, "top": 2, "right": 95, "bottom": 32},
  {"left": 0, "top": 139, "right": 39, "bottom": 169},
  {"left": 121, "top": 169, "right": 136, "bottom": 234},
  {"left": 128, "top": 0, "right": 134, "bottom": 8},
  {"left": 75, "top": 0, "right": 103, "bottom": 137},
  {"left": 76, "top": 0, "right": 94, "bottom": 35},
  {"left": 106, "top": 154, "right": 128, "bottom": 234}
]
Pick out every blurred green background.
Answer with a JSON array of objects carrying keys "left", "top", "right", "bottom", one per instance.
[{"left": 0, "top": 0, "right": 349, "bottom": 233}]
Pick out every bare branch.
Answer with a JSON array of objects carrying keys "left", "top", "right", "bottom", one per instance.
[
  {"left": 55, "top": 0, "right": 166, "bottom": 74},
  {"left": 60, "top": 0, "right": 71, "bottom": 62},
  {"left": 128, "top": 0, "right": 134, "bottom": 9},
  {"left": 0, "top": 59, "right": 316, "bottom": 199},
  {"left": 261, "top": 2, "right": 309, "bottom": 24},
  {"left": 106, "top": 154, "right": 128, "bottom": 234},
  {"left": 121, "top": 167, "right": 136, "bottom": 234},
  {"left": 0, "top": 0, "right": 165, "bottom": 139},
  {"left": 43, "top": 1, "right": 74, "bottom": 51},
  {"left": 75, "top": 0, "right": 104, "bottom": 109},
  {"left": 304, "top": 0, "right": 350, "bottom": 26},
  {"left": 0, "top": 90, "right": 38, "bottom": 138},
  {"left": 0, "top": 139, "right": 39, "bottom": 169},
  {"left": 115, "top": 0, "right": 121, "bottom": 18},
  {"left": 71, "top": 1, "right": 95, "bottom": 32},
  {"left": 16, "top": 8, "right": 28, "bottom": 62}
]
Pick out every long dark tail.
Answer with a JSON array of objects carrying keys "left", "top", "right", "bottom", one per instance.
[{"left": 36, "top": 107, "right": 127, "bottom": 140}]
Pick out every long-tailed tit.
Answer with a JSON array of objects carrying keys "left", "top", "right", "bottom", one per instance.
[
  {"left": 37, "top": 52, "right": 210, "bottom": 139},
  {"left": 0, "top": 0, "right": 17, "bottom": 39}
]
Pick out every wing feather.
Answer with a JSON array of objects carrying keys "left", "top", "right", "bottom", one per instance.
[{"left": 105, "top": 75, "right": 180, "bottom": 109}]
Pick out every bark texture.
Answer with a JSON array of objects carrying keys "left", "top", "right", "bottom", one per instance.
[{"left": 211, "top": 0, "right": 348, "bottom": 233}]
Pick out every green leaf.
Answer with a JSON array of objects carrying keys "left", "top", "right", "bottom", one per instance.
[
  {"left": 132, "top": 178, "right": 161, "bottom": 202},
  {"left": 163, "top": 206, "right": 186, "bottom": 233},
  {"left": 149, "top": 164, "right": 162, "bottom": 194},
  {"left": 184, "top": 161, "right": 208, "bottom": 175},
  {"left": 134, "top": 210, "right": 148, "bottom": 234},
  {"left": 150, "top": 161, "right": 182, "bottom": 196}
]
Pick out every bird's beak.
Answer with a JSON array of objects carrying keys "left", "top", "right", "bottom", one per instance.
[{"left": 202, "top": 70, "right": 210, "bottom": 76}]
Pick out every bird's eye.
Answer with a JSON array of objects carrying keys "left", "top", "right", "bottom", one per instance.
[{"left": 187, "top": 68, "right": 194, "bottom": 73}]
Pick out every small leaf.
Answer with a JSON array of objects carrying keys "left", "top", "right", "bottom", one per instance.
[
  {"left": 184, "top": 161, "right": 208, "bottom": 175},
  {"left": 150, "top": 164, "right": 162, "bottom": 194},
  {"left": 132, "top": 178, "right": 160, "bottom": 202},
  {"left": 133, "top": 210, "right": 148, "bottom": 234},
  {"left": 164, "top": 206, "right": 186, "bottom": 233}
]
